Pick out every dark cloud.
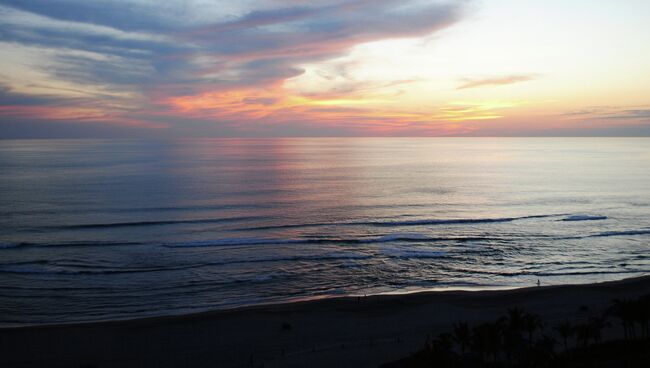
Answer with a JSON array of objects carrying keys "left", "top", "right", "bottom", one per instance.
[
  {"left": 192, "top": 1, "right": 462, "bottom": 57},
  {"left": 0, "top": 0, "right": 194, "bottom": 32},
  {"left": 1, "top": 0, "right": 465, "bottom": 88}
]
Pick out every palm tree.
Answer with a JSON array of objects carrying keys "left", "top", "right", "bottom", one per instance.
[
  {"left": 534, "top": 335, "right": 557, "bottom": 364},
  {"left": 504, "top": 307, "right": 526, "bottom": 332},
  {"left": 630, "top": 295, "right": 650, "bottom": 339},
  {"left": 588, "top": 315, "right": 609, "bottom": 344},
  {"left": 472, "top": 322, "right": 502, "bottom": 364},
  {"left": 574, "top": 323, "right": 590, "bottom": 348},
  {"left": 610, "top": 299, "right": 635, "bottom": 339},
  {"left": 499, "top": 308, "right": 527, "bottom": 364},
  {"left": 555, "top": 320, "right": 574, "bottom": 352},
  {"left": 436, "top": 332, "right": 454, "bottom": 353},
  {"left": 639, "top": 294, "right": 650, "bottom": 338},
  {"left": 523, "top": 313, "right": 543, "bottom": 344},
  {"left": 452, "top": 321, "right": 471, "bottom": 355}
]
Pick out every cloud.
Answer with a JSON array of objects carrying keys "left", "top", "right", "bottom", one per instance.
[
  {"left": 456, "top": 74, "right": 538, "bottom": 90},
  {"left": 0, "top": 84, "right": 64, "bottom": 106},
  {"left": 562, "top": 106, "right": 650, "bottom": 121},
  {"left": 0, "top": 0, "right": 238, "bottom": 31},
  {"left": 603, "top": 109, "right": 650, "bottom": 120},
  {"left": 0, "top": 0, "right": 472, "bottom": 136}
]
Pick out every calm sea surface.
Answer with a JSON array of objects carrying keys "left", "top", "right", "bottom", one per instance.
[{"left": 1, "top": 138, "right": 649, "bottom": 326}]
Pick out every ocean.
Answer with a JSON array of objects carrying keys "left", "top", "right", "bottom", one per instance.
[{"left": 1, "top": 138, "right": 649, "bottom": 326}]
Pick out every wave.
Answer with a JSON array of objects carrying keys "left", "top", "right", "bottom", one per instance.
[
  {"left": 446, "top": 266, "right": 644, "bottom": 277},
  {"left": 0, "top": 253, "right": 374, "bottom": 275},
  {"left": 50, "top": 216, "right": 264, "bottom": 230},
  {"left": 539, "top": 269, "right": 644, "bottom": 277},
  {"left": 553, "top": 228, "right": 650, "bottom": 240},
  {"left": 381, "top": 248, "right": 447, "bottom": 259},
  {"left": 561, "top": 215, "right": 608, "bottom": 222},
  {"left": 0, "top": 241, "right": 144, "bottom": 250},
  {"left": 0, "top": 234, "right": 491, "bottom": 251},
  {"left": 363, "top": 218, "right": 516, "bottom": 227},
  {"left": 0, "top": 242, "right": 21, "bottom": 249},
  {"left": 163, "top": 234, "right": 494, "bottom": 248},
  {"left": 363, "top": 214, "right": 559, "bottom": 227},
  {"left": 234, "top": 214, "right": 563, "bottom": 231},
  {"left": 363, "top": 234, "right": 490, "bottom": 243},
  {"left": 0, "top": 203, "right": 272, "bottom": 217},
  {"left": 31, "top": 213, "right": 569, "bottom": 233},
  {"left": 5, "top": 225, "right": 649, "bottom": 253},
  {"left": 0, "top": 230, "right": 511, "bottom": 253},
  {"left": 0, "top": 262, "right": 195, "bottom": 276},
  {"left": 367, "top": 233, "right": 432, "bottom": 242},
  {"left": 230, "top": 273, "right": 282, "bottom": 284},
  {"left": 592, "top": 229, "right": 650, "bottom": 237},
  {"left": 163, "top": 238, "right": 306, "bottom": 247}
]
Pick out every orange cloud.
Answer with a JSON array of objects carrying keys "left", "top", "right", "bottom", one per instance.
[
  {"left": 0, "top": 105, "right": 167, "bottom": 129},
  {"left": 162, "top": 85, "right": 506, "bottom": 135}
]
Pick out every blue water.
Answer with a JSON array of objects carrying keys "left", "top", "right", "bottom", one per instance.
[{"left": 1, "top": 138, "right": 649, "bottom": 326}]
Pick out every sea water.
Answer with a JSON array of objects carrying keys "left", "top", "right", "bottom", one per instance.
[{"left": 1, "top": 138, "right": 649, "bottom": 325}]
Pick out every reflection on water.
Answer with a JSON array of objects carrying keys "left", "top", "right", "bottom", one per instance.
[{"left": 0, "top": 138, "right": 649, "bottom": 325}]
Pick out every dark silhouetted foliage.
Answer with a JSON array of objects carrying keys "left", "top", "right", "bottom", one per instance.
[{"left": 382, "top": 294, "right": 650, "bottom": 368}]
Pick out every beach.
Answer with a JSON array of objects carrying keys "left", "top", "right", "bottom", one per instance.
[{"left": 2, "top": 275, "right": 648, "bottom": 368}]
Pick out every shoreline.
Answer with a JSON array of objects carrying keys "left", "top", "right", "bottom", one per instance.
[
  {"left": 2, "top": 274, "right": 641, "bottom": 331},
  {"left": 2, "top": 274, "right": 649, "bottom": 367}
]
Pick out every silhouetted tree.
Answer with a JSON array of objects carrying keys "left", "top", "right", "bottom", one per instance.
[
  {"left": 436, "top": 332, "right": 454, "bottom": 353},
  {"left": 555, "top": 320, "right": 574, "bottom": 351},
  {"left": 385, "top": 293, "right": 650, "bottom": 368},
  {"left": 588, "top": 315, "right": 609, "bottom": 344},
  {"left": 452, "top": 321, "right": 471, "bottom": 355},
  {"left": 472, "top": 322, "right": 502, "bottom": 364},
  {"left": 610, "top": 299, "right": 635, "bottom": 340},
  {"left": 528, "top": 334, "right": 556, "bottom": 366},
  {"left": 504, "top": 307, "right": 526, "bottom": 332},
  {"left": 633, "top": 294, "right": 650, "bottom": 339},
  {"left": 523, "top": 313, "right": 543, "bottom": 344},
  {"left": 574, "top": 323, "right": 591, "bottom": 348},
  {"left": 501, "top": 327, "right": 524, "bottom": 365},
  {"left": 497, "top": 307, "right": 527, "bottom": 363}
]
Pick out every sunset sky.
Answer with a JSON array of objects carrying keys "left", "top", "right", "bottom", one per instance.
[{"left": 1, "top": 0, "right": 649, "bottom": 137}]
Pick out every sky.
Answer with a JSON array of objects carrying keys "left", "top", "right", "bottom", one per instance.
[{"left": 0, "top": 0, "right": 649, "bottom": 138}]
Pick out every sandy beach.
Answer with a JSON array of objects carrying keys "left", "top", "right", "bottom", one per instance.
[{"left": 1, "top": 275, "right": 648, "bottom": 368}]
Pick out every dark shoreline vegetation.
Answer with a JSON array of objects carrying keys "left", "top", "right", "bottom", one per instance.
[{"left": 383, "top": 295, "right": 650, "bottom": 367}]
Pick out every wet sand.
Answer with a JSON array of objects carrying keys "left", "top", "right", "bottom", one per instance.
[{"left": 1, "top": 275, "right": 649, "bottom": 368}]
